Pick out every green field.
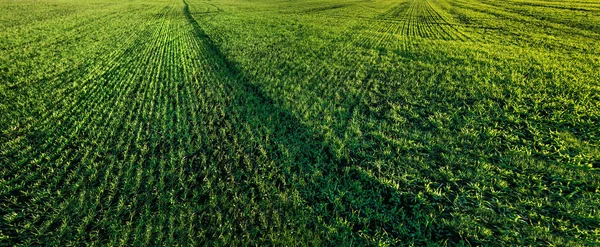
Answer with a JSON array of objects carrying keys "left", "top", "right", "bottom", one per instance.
[{"left": 1, "top": 0, "right": 600, "bottom": 245}]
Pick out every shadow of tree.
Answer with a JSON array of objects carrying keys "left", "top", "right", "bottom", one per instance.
[{"left": 182, "top": 1, "right": 459, "bottom": 245}]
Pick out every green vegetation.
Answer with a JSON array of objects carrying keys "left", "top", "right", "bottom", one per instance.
[{"left": 1, "top": 0, "right": 599, "bottom": 245}]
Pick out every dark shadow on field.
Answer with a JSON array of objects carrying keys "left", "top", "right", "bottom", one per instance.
[
  {"left": 181, "top": 1, "right": 458, "bottom": 245},
  {"left": 182, "top": 1, "right": 600, "bottom": 244}
]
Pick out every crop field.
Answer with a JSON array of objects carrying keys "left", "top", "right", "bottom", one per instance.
[{"left": 1, "top": 0, "right": 599, "bottom": 245}]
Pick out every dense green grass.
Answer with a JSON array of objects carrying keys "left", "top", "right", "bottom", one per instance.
[{"left": 1, "top": 0, "right": 599, "bottom": 245}]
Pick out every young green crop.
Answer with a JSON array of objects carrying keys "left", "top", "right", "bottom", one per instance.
[{"left": 1, "top": 0, "right": 599, "bottom": 245}]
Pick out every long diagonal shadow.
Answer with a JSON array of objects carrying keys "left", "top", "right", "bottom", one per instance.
[{"left": 180, "top": 0, "right": 458, "bottom": 244}]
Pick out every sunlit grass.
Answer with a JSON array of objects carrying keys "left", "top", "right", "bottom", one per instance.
[{"left": 1, "top": 0, "right": 599, "bottom": 245}]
